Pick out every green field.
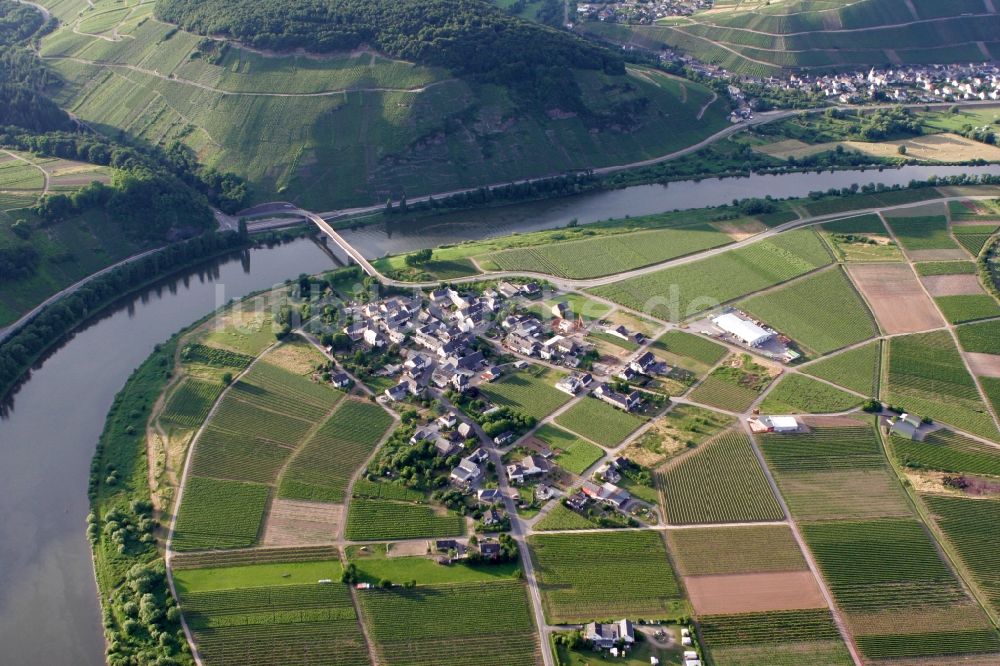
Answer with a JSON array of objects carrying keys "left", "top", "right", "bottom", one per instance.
[
  {"left": 890, "top": 429, "right": 1000, "bottom": 477},
  {"left": 821, "top": 214, "right": 887, "bottom": 235},
  {"left": 345, "top": 499, "right": 465, "bottom": 541},
  {"left": 914, "top": 260, "right": 978, "bottom": 275},
  {"left": 956, "top": 319, "right": 1000, "bottom": 354},
  {"left": 739, "top": 267, "right": 877, "bottom": 355},
  {"left": 528, "top": 530, "right": 683, "bottom": 623},
  {"left": 953, "top": 225, "right": 999, "bottom": 257},
  {"left": 478, "top": 367, "right": 570, "bottom": 421},
  {"left": 485, "top": 224, "right": 732, "bottom": 279},
  {"left": 160, "top": 378, "right": 223, "bottom": 432},
  {"left": 172, "top": 477, "right": 271, "bottom": 551},
  {"left": 658, "top": 430, "right": 783, "bottom": 524},
  {"left": 801, "top": 341, "right": 881, "bottom": 396},
  {"left": 886, "top": 331, "right": 999, "bottom": 439},
  {"left": 949, "top": 199, "right": 1000, "bottom": 221},
  {"left": 652, "top": 329, "right": 728, "bottom": 368},
  {"left": 532, "top": 503, "right": 601, "bottom": 531},
  {"left": 554, "top": 396, "right": 647, "bottom": 447},
  {"left": 346, "top": 549, "right": 519, "bottom": 586},
  {"left": 667, "top": 525, "right": 807, "bottom": 576},
  {"left": 688, "top": 356, "right": 775, "bottom": 412},
  {"left": 802, "top": 189, "right": 942, "bottom": 218},
  {"left": 356, "top": 580, "right": 540, "bottom": 666},
  {"left": 885, "top": 215, "right": 960, "bottom": 251},
  {"left": 700, "top": 610, "right": 852, "bottom": 666},
  {"left": 759, "top": 423, "right": 911, "bottom": 522},
  {"left": 935, "top": 294, "right": 1000, "bottom": 324},
  {"left": 924, "top": 494, "right": 1000, "bottom": 613},
  {"left": 758, "top": 374, "right": 863, "bottom": 414},
  {"left": 533, "top": 425, "right": 604, "bottom": 475},
  {"left": 590, "top": 229, "right": 832, "bottom": 322},
  {"left": 174, "top": 559, "right": 343, "bottom": 594},
  {"left": 278, "top": 399, "right": 393, "bottom": 502}
]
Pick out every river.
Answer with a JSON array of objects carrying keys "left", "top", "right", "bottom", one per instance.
[
  {"left": 1, "top": 163, "right": 999, "bottom": 664},
  {"left": 340, "top": 164, "right": 1000, "bottom": 258}
]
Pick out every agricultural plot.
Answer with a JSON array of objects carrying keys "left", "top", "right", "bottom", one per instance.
[
  {"left": 532, "top": 503, "right": 601, "bottom": 531},
  {"left": 356, "top": 580, "right": 540, "bottom": 666},
  {"left": 555, "top": 397, "right": 647, "bottom": 447},
  {"left": 845, "top": 263, "right": 945, "bottom": 334},
  {"left": 801, "top": 189, "right": 942, "bottom": 218},
  {"left": 658, "top": 431, "right": 783, "bottom": 524},
  {"left": 886, "top": 331, "right": 999, "bottom": 439},
  {"left": 688, "top": 356, "right": 776, "bottom": 412},
  {"left": 486, "top": 224, "right": 732, "bottom": 279},
  {"left": 884, "top": 215, "right": 961, "bottom": 252},
  {"left": 171, "top": 545, "right": 342, "bottom": 571},
  {"left": 949, "top": 199, "right": 1000, "bottom": 221},
  {"left": 352, "top": 480, "right": 425, "bottom": 502},
  {"left": 178, "top": 578, "right": 368, "bottom": 666},
  {"left": 181, "top": 343, "right": 255, "bottom": 370},
  {"left": 821, "top": 214, "right": 887, "bottom": 235},
  {"left": 802, "top": 518, "right": 1000, "bottom": 662},
  {"left": 935, "top": 294, "right": 1000, "bottom": 324},
  {"left": 528, "top": 530, "right": 683, "bottom": 623},
  {"left": 651, "top": 329, "right": 728, "bottom": 368},
  {"left": 924, "top": 494, "right": 1000, "bottom": 613},
  {"left": 739, "top": 267, "right": 877, "bottom": 355},
  {"left": 801, "top": 341, "right": 880, "bottom": 396},
  {"left": 667, "top": 525, "right": 807, "bottom": 576},
  {"left": 160, "top": 378, "right": 223, "bottom": 431},
  {"left": 345, "top": 499, "right": 464, "bottom": 541},
  {"left": 625, "top": 403, "right": 733, "bottom": 468},
  {"left": 590, "top": 229, "right": 832, "bottom": 322},
  {"left": 915, "top": 261, "right": 977, "bottom": 276},
  {"left": 534, "top": 425, "right": 604, "bottom": 475},
  {"left": 890, "top": 430, "right": 1000, "bottom": 477},
  {"left": 758, "top": 374, "right": 862, "bottom": 415},
  {"left": 172, "top": 477, "right": 270, "bottom": 551},
  {"left": 953, "top": 225, "right": 999, "bottom": 256},
  {"left": 957, "top": 319, "right": 1000, "bottom": 354},
  {"left": 278, "top": 400, "right": 393, "bottom": 503},
  {"left": 760, "top": 424, "right": 911, "bottom": 521},
  {"left": 699, "top": 610, "right": 853, "bottom": 666},
  {"left": 478, "top": 368, "right": 570, "bottom": 421},
  {"left": 174, "top": 558, "right": 343, "bottom": 594}
]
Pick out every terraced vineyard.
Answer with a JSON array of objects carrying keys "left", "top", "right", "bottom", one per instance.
[
  {"left": 279, "top": 400, "right": 393, "bottom": 503},
  {"left": 802, "top": 518, "right": 1000, "bottom": 661},
  {"left": 554, "top": 397, "right": 646, "bottom": 447},
  {"left": 886, "top": 331, "right": 999, "bottom": 439},
  {"left": 485, "top": 224, "right": 732, "bottom": 279},
  {"left": 739, "top": 267, "right": 877, "bottom": 355},
  {"left": 924, "top": 495, "right": 1000, "bottom": 613},
  {"left": 700, "top": 610, "right": 852, "bottom": 666},
  {"left": 356, "top": 580, "right": 540, "bottom": 666},
  {"left": 658, "top": 430, "right": 783, "bottom": 524},
  {"left": 345, "top": 499, "right": 465, "bottom": 541},
  {"left": 528, "top": 530, "right": 684, "bottom": 623},
  {"left": 801, "top": 341, "right": 881, "bottom": 396},
  {"left": 591, "top": 229, "right": 832, "bottom": 321}
]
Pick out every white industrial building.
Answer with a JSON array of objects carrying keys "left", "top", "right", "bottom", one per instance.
[{"left": 712, "top": 313, "right": 774, "bottom": 347}]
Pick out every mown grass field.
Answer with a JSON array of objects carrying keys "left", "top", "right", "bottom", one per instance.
[
  {"left": 667, "top": 525, "right": 807, "bottom": 576},
  {"left": 554, "top": 396, "right": 647, "bottom": 447},
  {"left": 700, "top": 610, "right": 853, "bottom": 666},
  {"left": 533, "top": 425, "right": 604, "bottom": 475},
  {"left": 739, "top": 267, "right": 877, "bottom": 355},
  {"left": 760, "top": 424, "right": 911, "bottom": 522},
  {"left": 758, "top": 374, "right": 862, "bottom": 414},
  {"left": 658, "top": 430, "right": 783, "bottom": 524},
  {"left": 886, "top": 331, "right": 999, "bottom": 440},
  {"left": 478, "top": 367, "right": 570, "bottom": 421},
  {"left": 590, "top": 229, "right": 832, "bottom": 322},
  {"left": 801, "top": 341, "right": 881, "bottom": 396},
  {"left": 528, "top": 530, "right": 684, "bottom": 623},
  {"left": 356, "top": 580, "right": 540, "bottom": 666}
]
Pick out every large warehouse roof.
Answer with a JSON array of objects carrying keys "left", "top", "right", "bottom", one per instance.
[{"left": 712, "top": 313, "right": 773, "bottom": 347}]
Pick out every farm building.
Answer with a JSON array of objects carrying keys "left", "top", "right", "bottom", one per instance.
[
  {"left": 712, "top": 313, "right": 774, "bottom": 347},
  {"left": 749, "top": 415, "right": 799, "bottom": 433},
  {"left": 887, "top": 413, "right": 924, "bottom": 440},
  {"left": 584, "top": 619, "right": 635, "bottom": 649}
]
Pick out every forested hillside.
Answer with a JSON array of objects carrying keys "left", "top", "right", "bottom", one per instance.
[{"left": 155, "top": 0, "right": 623, "bottom": 110}]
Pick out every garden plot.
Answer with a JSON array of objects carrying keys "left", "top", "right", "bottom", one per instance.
[{"left": 845, "top": 263, "right": 944, "bottom": 334}]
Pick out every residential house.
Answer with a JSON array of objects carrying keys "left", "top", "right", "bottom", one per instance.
[
  {"left": 384, "top": 382, "right": 409, "bottom": 402},
  {"left": 330, "top": 372, "right": 351, "bottom": 389},
  {"left": 438, "top": 412, "right": 458, "bottom": 429},
  {"left": 450, "top": 456, "right": 483, "bottom": 486},
  {"left": 477, "top": 488, "right": 502, "bottom": 504},
  {"left": 581, "top": 481, "right": 631, "bottom": 508},
  {"left": 584, "top": 619, "right": 635, "bottom": 649},
  {"left": 593, "top": 383, "right": 642, "bottom": 412}
]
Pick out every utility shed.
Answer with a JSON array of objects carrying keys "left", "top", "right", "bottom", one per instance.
[{"left": 713, "top": 313, "right": 774, "bottom": 347}]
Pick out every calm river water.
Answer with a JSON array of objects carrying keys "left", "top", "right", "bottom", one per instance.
[{"left": 2, "top": 163, "right": 999, "bottom": 664}]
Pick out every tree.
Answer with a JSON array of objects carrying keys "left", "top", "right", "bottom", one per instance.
[
  {"left": 404, "top": 249, "right": 433, "bottom": 267},
  {"left": 897, "top": 145, "right": 907, "bottom": 155},
  {"left": 378, "top": 578, "right": 392, "bottom": 589},
  {"left": 221, "top": 372, "right": 233, "bottom": 386}
]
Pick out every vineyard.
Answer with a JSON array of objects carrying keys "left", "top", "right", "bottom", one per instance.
[
  {"left": 345, "top": 499, "right": 465, "bottom": 541},
  {"left": 924, "top": 494, "right": 1000, "bottom": 613},
  {"left": 699, "top": 610, "right": 852, "bottom": 666},
  {"left": 801, "top": 518, "right": 999, "bottom": 661},
  {"left": 885, "top": 215, "right": 960, "bottom": 251},
  {"left": 356, "top": 581, "right": 540, "bottom": 666},
  {"left": 657, "top": 431, "right": 783, "bottom": 524},
  {"left": 178, "top": 581, "right": 369, "bottom": 666},
  {"left": 555, "top": 397, "right": 646, "bottom": 447},
  {"left": 172, "top": 545, "right": 341, "bottom": 570},
  {"left": 652, "top": 330, "right": 728, "bottom": 367},
  {"left": 160, "top": 378, "right": 223, "bottom": 431},
  {"left": 802, "top": 189, "right": 941, "bottom": 218},
  {"left": 532, "top": 503, "right": 601, "bottom": 531},
  {"left": 534, "top": 425, "right": 604, "bottom": 476},
  {"left": 590, "top": 229, "right": 832, "bottom": 322},
  {"left": 953, "top": 226, "right": 999, "bottom": 257},
  {"left": 891, "top": 430, "right": 1000, "bottom": 477},
  {"left": 739, "top": 267, "right": 877, "bottom": 355},
  {"left": 688, "top": 358, "right": 774, "bottom": 412},
  {"left": 527, "top": 530, "right": 683, "bottom": 623},
  {"left": 886, "top": 331, "right": 999, "bottom": 440},
  {"left": 915, "top": 261, "right": 977, "bottom": 276},
  {"left": 821, "top": 214, "right": 887, "bottom": 235},
  {"left": 181, "top": 343, "right": 255, "bottom": 369},
  {"left": 758, "top": 374, "right": 862, "bottom": 415},
  {"left": 478, "top": 368, "right": 570, "bottom": 421},
  {"left": 667, "top": 525, "right": 807, "bottom": 576},
  {"left": 279, "top": 400, "right": 393, "bottom": 503},
  {"left": 949, "top": 200, "right": 1000, "bottom": 221},
  {"left": 957, "top": 319, "right": 1000, "bottom": 354},
  {"left": 801, "top": 341, "right": 881, "bottom": 396},
  {"left": 352, "top": 479, "right": 425, "bottom": 502},
  {"left": 172, "top": 477, "right": 271, "bottom": 551},
  {"left": 935, "top": 295, "right": 1000, "bottom": 324}
]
